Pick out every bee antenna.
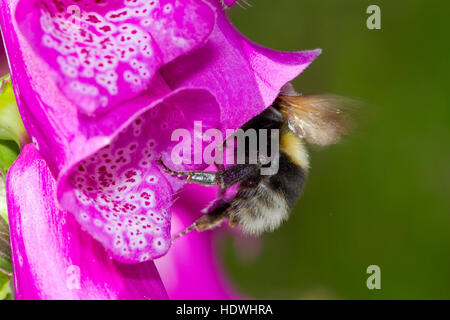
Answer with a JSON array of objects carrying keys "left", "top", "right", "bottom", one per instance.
[{"left": 172, "top": 223, "right": 197, "bottom": 241}]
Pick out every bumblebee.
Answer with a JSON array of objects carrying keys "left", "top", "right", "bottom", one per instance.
[{"left": 159, "top": 85, "right": 352, "bottom": 239}]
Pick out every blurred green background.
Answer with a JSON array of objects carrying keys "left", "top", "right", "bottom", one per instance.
[{"left": 220, "top": 0, "right": 450, "bottom": 299}]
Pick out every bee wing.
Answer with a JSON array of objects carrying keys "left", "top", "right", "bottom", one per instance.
[{"left": 278, "top": 95, "right": 355, "bottom": 146}]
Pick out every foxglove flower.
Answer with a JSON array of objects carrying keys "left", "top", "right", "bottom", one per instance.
[
  {"left": 0, "top": 0, "right": 320, "bottom": 264},
  {"left": 6, "top": 144, "right": 168, "bottom": 299}
]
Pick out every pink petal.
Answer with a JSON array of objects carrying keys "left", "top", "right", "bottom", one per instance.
[
  {"left": 6, "top": 144, "right": 168, "bottom": 299},
  {"left": 57, "top": 88, "right": 222, "bottom": 263},
  {"left": 14, "top": 0, "right": 215, "bottom": 115}
]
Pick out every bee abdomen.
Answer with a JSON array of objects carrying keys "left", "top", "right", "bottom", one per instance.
[{"left": 227, "top": 182, "right": 290, "bottom": 235}]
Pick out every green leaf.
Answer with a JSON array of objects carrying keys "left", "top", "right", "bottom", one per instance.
[
  {"left": 0, "top": 272, "right": 11, "bottom": 300},
  {"left": 0, "top": 75, "right": 27, "bottom": 147},
  {"left": 0, "top": 76, "right": 16, "bottom": 284},
  {"left": 0, "top": 75, "right": 27, "bottom": 177},
  {"left": 0, "top": 216, "right": 11, "bottom": 276},
  {"left": 0, "top": 140, "right": 19, "bottom": 178},
  {"left": 0, "top": 178, "right": 11, "bottom": 276},
  {"left": 0, "top": 177, "right": 7, "bottom": 224}
]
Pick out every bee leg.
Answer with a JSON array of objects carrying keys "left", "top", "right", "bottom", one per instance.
[
  {"left": 159, "top": 158, "right": 264, "bottom": 188},
  {"left": 198, "top": 203, "right": 240, "bottom": 231},
  {"left": 157, "top": 158, "right": 190, "bottom": 178},
  {"left": 203, "top": 163, "right": 228, "bottom": 212},
  {"left": 195, "top": 202, "right": 231, "bottom": 231},
  {"left": 172, "top": 202, "right": 231, "bottom": 240},
  {"left": 158, "top": 158, "right": 219, "bottom": 186}
]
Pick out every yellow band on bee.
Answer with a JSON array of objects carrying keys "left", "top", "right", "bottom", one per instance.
[{"left": 280, "top": 130, "right": 310, "bottom": 170}]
